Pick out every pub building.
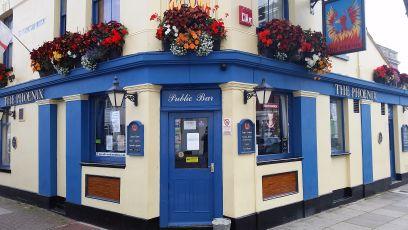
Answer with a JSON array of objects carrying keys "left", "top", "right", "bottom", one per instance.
[{"left": 0, "top": 0, "right": 407, "bottom": 229}]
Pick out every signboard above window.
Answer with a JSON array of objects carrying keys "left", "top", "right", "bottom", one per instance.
[{"left": 322, "top": 0, "right": 366, "bottom": 55}]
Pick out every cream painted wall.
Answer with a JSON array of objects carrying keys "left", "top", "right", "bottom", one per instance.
[
  {"left": 255, "top": 161, "right": 303, "bottom": 212},
  {"left": 0, "top": 0, "right": 392, "bottom": 84},
  {"left": 0, "top": 103, "right": 39, "bottom": 193},
  {"left": 219, "top": 82, "right": 256, "bottom": 218},
  {"left": 81, "top": 84, "right": 161, "bottom": 219},
  {"left": 317, "top": 95, "right": 363, "bottom": 195},
  {"left": 393, "top": 106, "right": 408, "bottom": 174},
  {"left": 57, "top": 101, "right": 66, "bottom": 198},
  {"left": 371, "top": 102, "right": 390, "bottom": 181},
  {"left": 7, "top": 0, "right": 60, "bottom": 84}
]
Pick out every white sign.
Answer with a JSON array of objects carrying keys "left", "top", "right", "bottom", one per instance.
[
  {"left": 223, "top": 118, "right": 232, "bottom": 135},
  {"left": 106, "top": 135, "right": 113, "bottom": 151},
  {"left": 117, "top": 135, "right": 125, "bottom": 152},
  {"left": 187, "top": 133, "right": 200, "bottom": 151},
  {"left": 184, "top": 121, "right": 197, "bottom": 130},
  {"left": 111, "top": 111, "right": 121, "bottom": 133}
]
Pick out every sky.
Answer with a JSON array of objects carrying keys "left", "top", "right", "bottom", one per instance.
[{"left": 365, "top": 1, "right": 408, "bottom": 73}]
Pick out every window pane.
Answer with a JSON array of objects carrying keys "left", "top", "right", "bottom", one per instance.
[
  {"left": 111, "top": 0, "right": 120, "bottom": 22},
  {"left": 1, "top": 114, "right": 10, "bottom": 167},
  {"left": 330, "top": 98, "right": 344, "bottom": 153},
  {"left": 174, "top": 118, "right": 208, "bottom": 169},
  {"left": 94, "top": 96, "right": 126, "bottom": 159},
  {"left": 258, "top": 0, "right": 284, "bottom": 26},
  {"left": 98, "top": 0, "right": 105, "bottom": 23},
  {"left": 256, "top": 94, "right": 289, "bottom": 155}
]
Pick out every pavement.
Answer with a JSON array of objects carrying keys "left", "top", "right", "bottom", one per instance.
[
  {"left": 0, "top": 196, "right": 103, "bottom": 230},
  {"left": 1, "top": 186, "right": 408, "bottom": 230},
  {"left": 272, "top": 184, "right": 408, "bottom": 230}
]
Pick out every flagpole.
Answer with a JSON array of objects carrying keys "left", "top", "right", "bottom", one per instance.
[{"left": 12, "top": 33, "right": 30, "bottom": 53}]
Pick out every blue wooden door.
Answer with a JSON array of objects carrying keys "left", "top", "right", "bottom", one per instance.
[
  {"left": 167, "top": 112, "right": 215, "bottom": 227},
  {"left": 388, "top": 105, "right": 396, "bottom": 180}
]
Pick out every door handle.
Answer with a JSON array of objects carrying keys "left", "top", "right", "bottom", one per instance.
[{"left": 209, "top": 163, "right": 215, "bottom": 173}]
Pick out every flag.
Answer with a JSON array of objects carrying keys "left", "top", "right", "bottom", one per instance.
[{"left": 0, "top": 20, "right": 12, "bottom": 52}]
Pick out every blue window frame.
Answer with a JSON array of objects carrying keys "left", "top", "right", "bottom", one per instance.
[
  {"left": 89, "top": 94, "right": 125, "bottom": 164},
  {"left": 92, "top": 0, "right": 120, "bottom": 24},
  {"left": 330, "top": 97, "right": 346, "bottom": 155},
  {"left": 256, "top": 92, "right": 294, "bottom": 161},
  {"left": 60, "top": 0, "right": 67, "bottom": 35},
  {"left": 3, "top": 15, "right": 12, "bottom": 69},
  {"left": 0, "top": 112, "right": 11, "bottom": 169},
  {"left": 258, "top": 0, "right": 289, "bottom": 26}
]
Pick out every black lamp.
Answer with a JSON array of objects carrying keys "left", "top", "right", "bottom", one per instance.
[
  {"left": 107, "top": 77, "right": 138, "bottom": 108},
  {"left": 243, "top": 78, "right": 273, "bottom": 105}
]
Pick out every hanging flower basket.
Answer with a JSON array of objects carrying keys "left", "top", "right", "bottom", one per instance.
[
  {"left": 257, "top": 19, "right": 331, "bottom": 74},
  {"left": 150, "top": 4, "right": 227, "bottom": 56},
  {"left": 0, "top": 64, "right": 14, "bottom": 88},
  {"left": 30, "top": 21, "right": 128, "bottom": 76},
  {"left": 373, "top": 65, "right": 402, "bottom": 88}
]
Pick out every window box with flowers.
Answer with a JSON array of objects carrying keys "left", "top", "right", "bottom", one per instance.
[
  {"left": 0, "top": 64, "right": 14, "bottom": 88},
  {"left": 373, "top": 65, "right": 401, "bottom": 88},
  {"left": 30, "top": 21, "right": 128, "bottom": 77},
  {"left": 150, "top": 4, "right": 227, "bottom": 56},
  {"left": 257, "top": 19, "right": 332, "bottom": 74}
]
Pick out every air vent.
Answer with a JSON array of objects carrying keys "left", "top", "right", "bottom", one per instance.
[
  {"left": 381, "top": 103, "right": 386, "bottom": 115},
  {"left": 353, "top": 99, "right": 360, "bottom": 113}
]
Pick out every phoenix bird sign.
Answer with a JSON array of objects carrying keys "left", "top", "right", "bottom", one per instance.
[{"left": 323, "top": 0, "right": 366, "bottom": 55}]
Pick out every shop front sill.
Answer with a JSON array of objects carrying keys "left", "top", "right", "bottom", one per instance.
[
  {"left": 80, "top": 162, "right": 126, "bottom": 169},
  {"left": 0, "top": 168, "right": 11, "bottom": 173},
  {"left": 257, "top": 156, "right": 303, "bottom": 166},
  {"left": 331, "top": 152, "right": 351, "bottom": 157}
]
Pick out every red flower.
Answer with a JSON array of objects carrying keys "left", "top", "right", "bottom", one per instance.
[
  {"left": 156, "top": 27, "right": 164, "bottom": 40},
  {"left": 301, "top": 42, "right": 312, "bottom": 52},
  {"left": 150, "top": 13, "right": 158, "bottom": 21}
]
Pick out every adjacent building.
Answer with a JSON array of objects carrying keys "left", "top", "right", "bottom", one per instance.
[{"left": 0, "top": 0, "right": 407, "bottom": 229}]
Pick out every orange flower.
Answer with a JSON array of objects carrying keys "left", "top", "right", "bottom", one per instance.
[
  {"left": 195, "top": 39, "right": 199, "bottom": 45},
  {"left": 189, "top": 44, "right": 196, "bottom": 49},
  {"left": 184, "top": 43, "right": 189, "bottom": 49}
]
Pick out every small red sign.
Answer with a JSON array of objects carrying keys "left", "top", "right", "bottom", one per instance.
[{"left": 239, "top": 5, "right": 253, "bottom": 27}]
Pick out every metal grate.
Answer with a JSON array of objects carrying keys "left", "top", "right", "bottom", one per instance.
[
  {"left": 353, "top": 99, "right": 360, "bottom": 113},
  {"left": 381, "top": 103, "right": 386, "bottom": 115}
]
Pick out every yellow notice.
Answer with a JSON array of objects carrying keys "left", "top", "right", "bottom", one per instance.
[{"left": 186, "top": 157, "right": 199, "bottom": 163}]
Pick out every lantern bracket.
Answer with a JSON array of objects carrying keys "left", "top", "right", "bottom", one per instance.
[
  {"left": 243, "top": 90, "right": 256, "bottom": 104},
  {"left": 125, "top": 93, "right": 138, "bottom": 106},
  {"left": 310, "top": 0, "right": 320, "bottom": 15}
]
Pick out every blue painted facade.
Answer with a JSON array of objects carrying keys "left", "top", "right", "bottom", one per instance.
[
  {"left": 38, "top": 103, "right": 58, "bottom": 197},
  {"left": 361, "top": 103, "right": 373, "bottom": 184},
  {"left": 293, "top": 96, "right": 318, "bottom": 200},
  {"left": 1, "top": 50, "right": 408, "bottom": 228},
  {"left": 65, "top": 99, "right": 89, "bottom": 205}
]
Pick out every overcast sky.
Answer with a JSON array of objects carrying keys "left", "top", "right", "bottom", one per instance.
[{"left": 365, "top": 1, "right": 408, "bottom": 72}]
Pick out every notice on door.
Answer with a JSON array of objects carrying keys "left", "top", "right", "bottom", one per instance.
[
  {"left": 111, "top": 111, "right": 121, "bottom": 133},
  {"left": 187, "top": 133, "right": 200, "bottom": 150}
]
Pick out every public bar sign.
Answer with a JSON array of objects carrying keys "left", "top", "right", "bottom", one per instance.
[
  {"left": 334, "top": 84, "right": 377, "bottom": 101},
  {"left": 239, "top": 6, "right": 253, "bottom": 27},
  {"left": 402, "top": 125, "right": 408, "bottom": 152},
  {"left": 127, "top": 121, "right": 144, "bottom": 156},
  {"left": 161, "top": 89, "right": 221, "bottom": 109},
  {"left": 4, "top": 88, "right": 45, "bottom": 106},
  {"left": 238, "top": 119, "right": 255, "bottom": 154}
]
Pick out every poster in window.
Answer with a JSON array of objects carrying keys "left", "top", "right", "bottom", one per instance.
[
  {"left": 322, "top": 0, "right": 366, "bottom": 55},
  {"left": 106, "top": 135, "right": 113, "bottom": 151},
  {"left": 117, "top": 135, "right": 125, "bottom": 152},
  {"left": 186, "top": 133, "right": 200, "bottom": 151},
  {"left": 111, "top": 111, "right": 121, "bottom": 133}
]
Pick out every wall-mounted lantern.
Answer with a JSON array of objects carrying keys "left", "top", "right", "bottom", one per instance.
[
  {"left": 243, "top": 78, "right": 273, "bottom": 105},
  {"left": 107, "top": 77, "right": 138, "bottom": 108},
  {"left": 310, "top": 0, "right": 320, "bottom": 14}
]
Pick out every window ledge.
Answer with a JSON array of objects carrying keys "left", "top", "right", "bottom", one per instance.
[
  {"left": 0, "top": 168, "right": 11, "bottom": 173},
  {"left": 257, "top": 156, "right": 303, "bottom": 166},
  {"left": 81, "top": 162, "right": 126, "bottom": 169},
  {"left": 331, "top": 152, "right": 351, "bottom": 157}
]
